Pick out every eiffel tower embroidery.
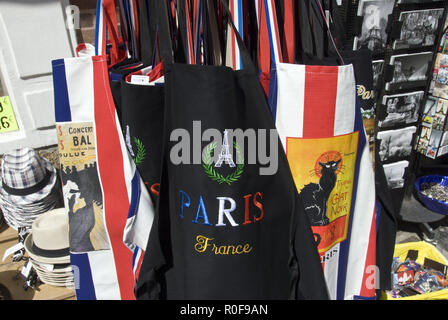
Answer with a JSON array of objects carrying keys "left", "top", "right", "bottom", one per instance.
[{"left": 215, "top": 129, "right": 235, "bottom": 168}]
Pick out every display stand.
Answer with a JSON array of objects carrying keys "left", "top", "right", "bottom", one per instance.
[{"left": 0, "top": 224, "right": 76, "bottom": 300}]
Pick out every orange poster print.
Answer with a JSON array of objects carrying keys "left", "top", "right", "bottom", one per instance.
[{"left": 286, "top": 132, "right": 359, "bottom": 253}]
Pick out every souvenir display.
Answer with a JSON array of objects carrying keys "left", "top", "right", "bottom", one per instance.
[{"left": 1, "top": 0, "right": 446, "bottom": 303}]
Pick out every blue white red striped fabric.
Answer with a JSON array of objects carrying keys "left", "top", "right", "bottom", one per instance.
[
  {"left": 273, "top": 63, "right": 377, "bottom": 300},
  {"left": 52, "top": 55, "right": 154, "bottom": 300},
  {"left": 225, "top": 0, "right": 244, "bottom": 70}
]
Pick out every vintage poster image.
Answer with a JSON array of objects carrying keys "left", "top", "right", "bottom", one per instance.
[
  {"left": 286, "top": 132, "right": 359, "bottom": 255},
  {"left": 393, "top": 8, "right": 444, "bottom": 50},
  {"left": 386, "top": 52, "right": 433, "bottom": 91},
  {"left": 377, "top": 126, "right": 417, "bottom": 162},
  {"left": 378, "top": 91, "right": 424, "bottom": 128},
  {"left": 57, "top": 122, "right": 110, "bottom": 252},
  {"left": 383, "top": 160, "right": 409, "bottom": 189}
]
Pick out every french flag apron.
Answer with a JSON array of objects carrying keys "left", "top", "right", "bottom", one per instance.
[
  {"left": 52, "top": 55, "right": 154, "bottom": 300},
  {"left": 272, "top": 63, "right": 377, "bottom": 300}
]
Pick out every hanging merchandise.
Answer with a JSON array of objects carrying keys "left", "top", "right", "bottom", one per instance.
[
  {"left": 41, "top": 0, "right": 418, "bottom": 301},
  {"left": 117, "top": 0, "right": 173, "bottom": 207},
  {"left": 264, "top": 0, "right": 378, "bottom": 299},
  {"left": 135, "top": 1, "right": 328, "bottom": 300},
  {"left": 51, "top": 0, "right": 155, "bottom": 300}
]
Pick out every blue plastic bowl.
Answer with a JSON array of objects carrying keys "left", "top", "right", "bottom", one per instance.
[{"left": 414, "top": 175, "right": 448, "bottom": 215}]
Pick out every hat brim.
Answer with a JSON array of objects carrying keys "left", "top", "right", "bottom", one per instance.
[
  {"left": 0, "top": 158, "right": 58, "bottom": 206},
  {"left": 24, "top": 234, "right": 70, "bottom": 265}
]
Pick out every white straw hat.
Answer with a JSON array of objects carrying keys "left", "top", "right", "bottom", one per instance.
[{"left": 24, "top": 208, "right": 70, "bottom": 264}]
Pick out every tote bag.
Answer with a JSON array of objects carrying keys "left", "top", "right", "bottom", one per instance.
[
  {"left": 273, "top": 62, "right": 377, "bottom": 300},
  {"left": 52, "top": 0, "right": 154, "bottom": 300},
  {"left": 116, "top": 0, "right": 173, "bottom": 206},
  {"left": 261, "top": 0, "right": 377, "bottom": 300},
  {"left": 135, "top": 1, "right": 328, "bottom": 300}
]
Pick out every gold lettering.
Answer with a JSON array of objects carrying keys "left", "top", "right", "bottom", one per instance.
[
  {"left": 194, "top": 235, "right": 214, "bottom": 253},
  {"left": 194, "top": 235, "right": 253, "bottom": 255}
]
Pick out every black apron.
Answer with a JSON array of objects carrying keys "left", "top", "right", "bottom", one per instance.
[{"left": 135, "top": 2, "right": 328, "bottom": 300}]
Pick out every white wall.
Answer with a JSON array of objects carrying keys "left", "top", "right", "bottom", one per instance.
[{"left": 0, "top": 0, "right": 77, "bottom": 154}]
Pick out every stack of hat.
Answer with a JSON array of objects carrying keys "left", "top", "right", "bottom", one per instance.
[
  {"left": 24, "top": 208, "right": 73, "bottom": 287},
  {"left": 0, "top": 147, "right": 61, "bottom": 230}
]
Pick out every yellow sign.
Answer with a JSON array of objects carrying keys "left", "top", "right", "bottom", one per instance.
[{"left": 0, "top": 96, "right": 19, "bottom": 133}]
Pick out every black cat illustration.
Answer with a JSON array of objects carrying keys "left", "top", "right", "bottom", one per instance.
[{"left": 299, "top": 159, "right": 341, "bottom": 226}]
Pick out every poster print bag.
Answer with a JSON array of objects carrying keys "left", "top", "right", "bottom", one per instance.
[
  {"left": 52, "top": 1, "right": 154, "bottom": 299},
  {"left": 135, "top": 2, "right": 328, "bottom": 300},
  {"left": 273, "top": 62, "right": 377, "bottom": 300},
  {"left": 52, "top": 55, "right": 154, "bottom": 300}
]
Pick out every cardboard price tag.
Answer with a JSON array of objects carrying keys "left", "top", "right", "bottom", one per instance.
[{"left": 0, "top": 96, "right": 19, "bottom": 133}]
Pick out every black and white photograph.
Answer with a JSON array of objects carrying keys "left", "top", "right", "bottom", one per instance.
[
  {"left": 378, "top": 91, "right": 424, "bottom": 128},
  {"left": 353, "top": 0, "right": 395, "bottom": 52},
  {"left": 372, "top": 60, "right": 384, "bottom": 88},
  {"left": 377, "top": 126, "right": 417, "bottom": 162},
  {"left": 383, "top": 160, "right": 409, "bottom": 189},
  {"left": 386, "top": 52, "right": 433, "bottom": 91},
  {"left": 393, "top": 8, "right": 444, "bottom": 50},
  {"left": 422, "top": 96, "right": 438, "bottom": 125}
]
